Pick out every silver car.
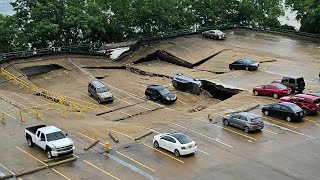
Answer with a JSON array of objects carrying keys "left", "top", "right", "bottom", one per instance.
[
  {"left": 222, "top": 112, "right": 264, "bottom": 133},
  {"left": 202, "top": 29, "right": 226, "bottom": 40}
]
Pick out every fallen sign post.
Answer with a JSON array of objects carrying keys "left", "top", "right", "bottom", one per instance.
[
  {"left": 84, "top": 139, "right": 100, "bottom": 151},
  {"left": 134, "top": 131, "right": 153, "bottom": 141},
  {"left": 109, "top": 132, "right": 119, "bottom": 143}
]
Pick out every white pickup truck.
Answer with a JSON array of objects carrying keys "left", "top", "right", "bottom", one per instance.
[{"left": 25, "top": 125, "right": 75, "bottom": 159}]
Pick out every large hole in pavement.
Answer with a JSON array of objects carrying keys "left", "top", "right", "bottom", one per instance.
[
  {"left": 201, "top": 80, "right": 242, "bottom": 101},
  {"left": 19, "top": 64, "right": 64, "bottom": 76}
]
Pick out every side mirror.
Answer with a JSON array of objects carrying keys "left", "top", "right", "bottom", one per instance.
[
  {"left": 160, "top": 137, "right": 164, "bottom": 139},
  {"left": 65, "top": 133, "right": 68, "bottom": 136}
]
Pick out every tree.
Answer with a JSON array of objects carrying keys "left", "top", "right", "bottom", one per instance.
[{"left": 286, "top": 0, "right": 320, "bottom": 33}]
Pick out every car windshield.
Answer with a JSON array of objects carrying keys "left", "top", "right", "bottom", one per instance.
[
  {"left": 251, "top": 117, "right": 262, "bottom": 123},
  {"left": 97, "top": 87, "right": 108, "bottom": 93},
  {"left": 171, "top": 133, "right": 192, "bottom": 144},
  {"left": 159, "top": 88, "right": 170, "bottom": 95},
  {"left": 275, "top": 84, "right": 287, "bottom": 89},
  {"left": 46, "top": 131, "right": 66, "bottom": 142},
  {"left": 289, "top": 104, "right": 302, "bottom": 112}
]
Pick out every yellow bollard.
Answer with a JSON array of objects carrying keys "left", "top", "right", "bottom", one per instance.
[
  {"left": 77, "top": 110, "right": 82, "bottom": 120},
  {"left": 35, "top": 106, "right": 41, "bottom": 119},
  {"left": 1, "top": 113, "right": 5, "bottom": 125},
  {"left": 105, "top": 142, "right": 110, "bottom": 153},
  {"left": 20, "top": 110, "right": 25, "bottom": 123},
  {"left": 49, "top": 102, "right": 53, "bottom": 110}
]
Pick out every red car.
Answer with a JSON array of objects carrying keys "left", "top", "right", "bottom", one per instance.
[
  {"left": 253, "top": 83, "right": 291, "bottom": 99},
  {"left": 280, "top": 94, "right": 320, "bottom": 115}
]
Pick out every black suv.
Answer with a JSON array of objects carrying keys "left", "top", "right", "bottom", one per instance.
[
  {"left": 145, "top": 85, "right": 177, "bottom": 104},
  {"left": 272, "top": 77, "right": 305, "bottom": 93}
]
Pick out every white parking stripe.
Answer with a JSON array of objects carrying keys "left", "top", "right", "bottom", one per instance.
[
  {"left": 262, "top": 129, "right": 278, "bottom": 135},
  {"left": 197, "top": 149, "right": 211, "bottom": 156},
  {"left": 172, "top": 123, "right": 234, "bottom": 148}
]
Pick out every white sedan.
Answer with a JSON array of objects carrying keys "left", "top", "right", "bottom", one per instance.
[{"left": 153, "top": 132, "right": 197, "bottom": 157}]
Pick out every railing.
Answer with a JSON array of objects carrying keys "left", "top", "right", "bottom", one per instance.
[{"left": 0, "top": 67, "right": 99, "bottom": 113}]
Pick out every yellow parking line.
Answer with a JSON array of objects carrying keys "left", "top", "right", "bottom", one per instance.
[
  {"left": 304, "top": 118, "right": 316, "bottom": 123},
  {"left": 177, "top": 99, "right": 188, "bottom": 105},
  {"left": 84, "top": 160, "right": 120, "bottom": 180},
  {"left": 16, "top": 147, "right": 47, "bottom": 166},
  {"left": 262, "top": 116, "right": 298, "bottom": 129},
  {"left": 116, "top": 151, "right": 155, "bottom": 172},
  {"left": 106, "top": 128, "right": 135, "bottom": 140},
  {"left": 143, "top": 143, "right": 184, "bottom": 164},
  {"left": 212, "top": 124, "right": 258, "bottom": 141},
  {"left": 0, "top": 164, "right": 16, "bottom": 176},
  {"left": 0, "top": 109, "right": 17, "bottom": 119},
  {"left": 77, "top": 132, "right": 106, "bottom": 147},
  {"left": 51, "top": 168, "right": 71, "bottom": 180}
]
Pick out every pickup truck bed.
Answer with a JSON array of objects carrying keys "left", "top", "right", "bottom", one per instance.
[{"left": 25, "top": 125, "right": 46, "bottom": 134}]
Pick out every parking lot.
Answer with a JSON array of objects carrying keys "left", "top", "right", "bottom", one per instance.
[{"left": 1, "top": 28, "right": 320, "bottom": 180}]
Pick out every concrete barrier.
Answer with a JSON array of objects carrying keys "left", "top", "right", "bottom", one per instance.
[
  {"left": 134, "top": 131, "right": 153, "bottom": 141},
  {"left": 84, "top": 139, "right": 100, "bottom": 151},
  {"left": 109, "top": 132, "right": 119, "bottom": 143}
]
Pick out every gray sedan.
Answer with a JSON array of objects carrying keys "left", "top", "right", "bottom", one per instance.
[{"left": 222, "top": 112, "right": 264, "bottom": 133}]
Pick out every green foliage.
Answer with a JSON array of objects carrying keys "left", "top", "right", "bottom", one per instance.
[
  {"left": 286, "top": 0, "right": 320, "bottom": 34},
  {"left": 0, "top": 0, "right": 287, "bottom": 53}
]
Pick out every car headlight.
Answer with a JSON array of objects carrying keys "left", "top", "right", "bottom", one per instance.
[
  {"left": 166, "top": 97, "right": 170, "bottom": 100},
  {"left": 51, "top": 147, "right": 57, "bottom": 151}
]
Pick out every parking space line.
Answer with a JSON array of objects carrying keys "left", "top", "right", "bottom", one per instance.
[
  {"left": 0, "top": 164, "right": 16, "bottom": 177},
  {"left": 262, "top": 116, "right": 298, "bottom": 129},
  {"left": 212, "top": 124, "right": 257, "bottom": 141},
  {"left": 84, "top": 160, "right": 120, "bottom": 180},
  {"left": 262, "top": 129, "right": 278, "bottom": 135},
  {"left": 17, "top": 147, "right": 73, "bottom": 180},
  {"left": 0, "top": 109, "right": 17, "bottom": 119},
  {"left": 177, "top": 99, "right": 188, "bottom": 105},
  {"left": 77, "top": 91, "right": 134, "bottom": 117},
  {"left": 116, "top": 151, "right": 155, "bottom": 172},
  {"left": 77, "top": 132, "right": 105, "bottom": 146},
  {"left": 17, "top": 147, "right": 47, "bottom": 166},
  {"left": 143, "top": 143, "right": 184, "bottom": 163},
  {"left": 172, "top": 123, "right": 234, "bottom": 148},
  {"left": 51, "top": 168, "right": 71, "bottom": 180},
  {"left": 106, "top": 128, "right": 135, "bottom": 140},
  {"left": 197, "top": 149, "right": 211, "bottom": 156},
  {"left": 304, "top": 118, "right": 316, "bottom": 123},
  {"left": 114, "top": 95, "right": 151, "bottom": 111}
]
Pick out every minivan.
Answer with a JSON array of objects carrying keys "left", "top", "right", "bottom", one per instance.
[{"left": 88, "top": 80, "right": 113, "bottom": 104}]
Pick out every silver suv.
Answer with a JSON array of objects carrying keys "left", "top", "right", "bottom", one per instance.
[
  {"left": 222, "top": 112, "right": 264, "bottom": 133},
  {"left": 88, "top": 80, "right": 113, "bottom": 104}
]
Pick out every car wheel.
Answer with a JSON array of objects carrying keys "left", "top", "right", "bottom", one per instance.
[
  {"left": 47, "top": 150, "right": 52, "bottom": 159},
  {"left": 245, "top": 66, "right": 249, "bottom": 71},
  {"left": 98, "top": 99, "right": 101, "bottom": 104},
  {"left": 302, "top": 108, "right": 309, "bottom": 115},
  {"left": 273, "top": 93, "right": 279, "bottom": 99},
  {"left": 264, "top": 110, "right": 269, "bottom": 116},
  {"left": 153, "top": 141, "right": 159, "bottom": 148},
  {"left": 244, "top": 126, "right": 250, "bottom": 133},
  {"left": 27, "top": 138, "right": 33, "bottom": 147},
  {"left": 88, "top": 91, "right": 92, "bottom": 96},
  {"left": 286, "top": 116, "right": 292, "bottom": 122},
  {"left": 253, "top": 91, "right": 259, "bottom": 96},
  {"left": 146, "top": 95, "right": 150, "bottom": 100},
  {"left": 223, "top": 119, "right": 229, "bottom": 126},
  {"left": 174, "top": 149, "right": 180, "bottom": 157}
]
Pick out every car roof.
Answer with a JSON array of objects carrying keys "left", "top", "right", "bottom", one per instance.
[
  {"left": 147, "top": 85, "right": 165, "bottom": 90},
  {"left": 39, "top": 126, "right": 61, "bottom": 134},
  {"left": 295, "top": 94, "right": 320, "bottom": 100},
  {"left": 90, "top": 80, "right": 106, "bottom": 88},
  {"left": 172, "top": 73, "right": 202, "bottom": 86},
  {"left": 169, "top": 133, "right": 188, "bottom": 140},
  {"left": 236, "top": 112, "right": 259, "bottom": 118},
  {"left": 279, "top": 102, "right": 299, "bottom": 107}
]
